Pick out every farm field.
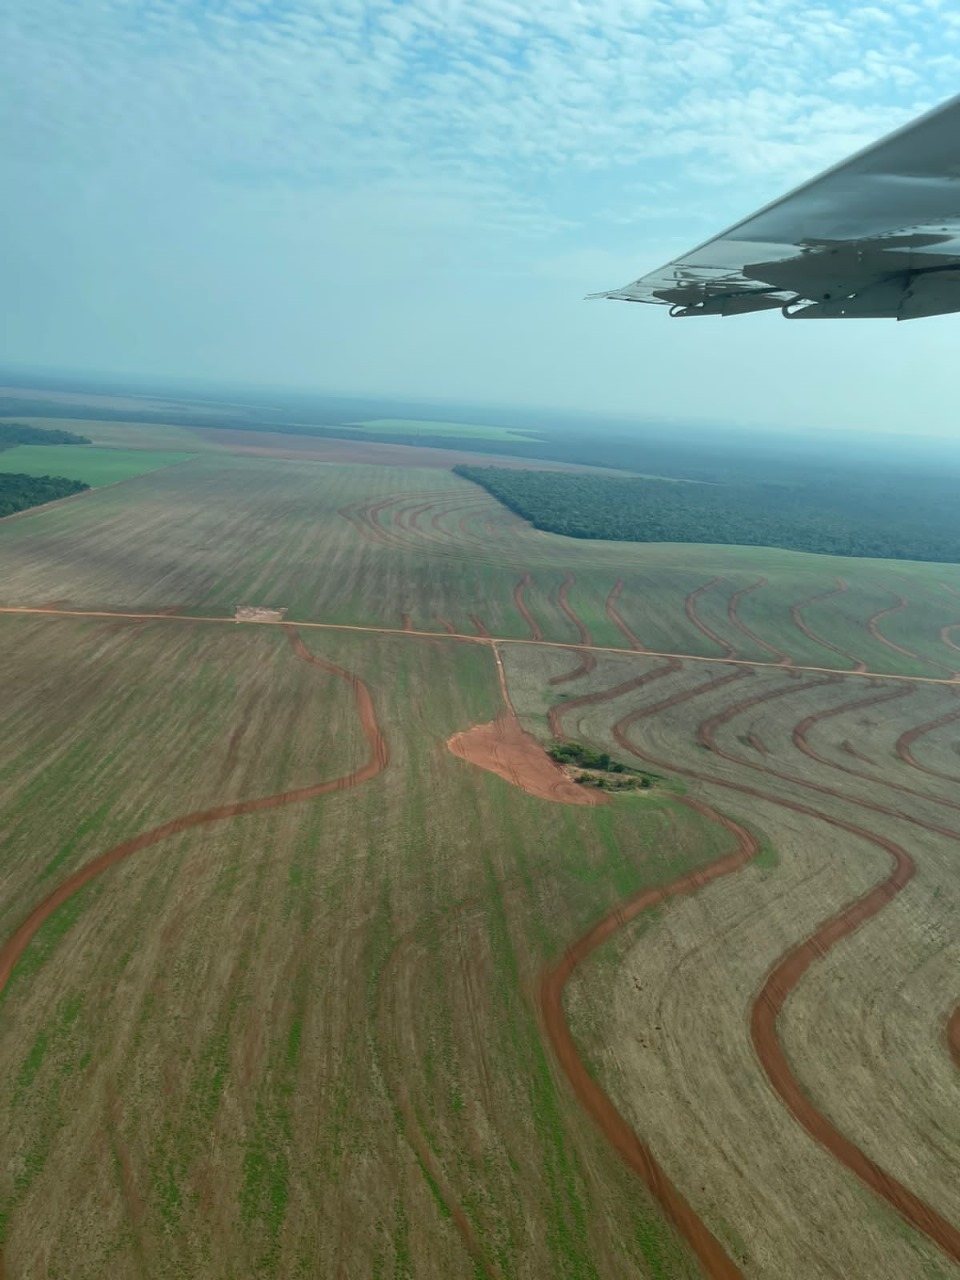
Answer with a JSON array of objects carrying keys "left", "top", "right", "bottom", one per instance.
[
  {"left": 350, "top": 418, "right": 544, "bottom": 441},
  {"left": 0, "top": 434, "right": 958, "bottom": 1277},
  {"left": 0, "top": 444, "right": 196, "bottom": 486}
]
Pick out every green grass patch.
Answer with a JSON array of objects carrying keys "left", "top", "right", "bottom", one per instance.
[{"left": 0, "top": 444, "right": 195, "bottom": 486}]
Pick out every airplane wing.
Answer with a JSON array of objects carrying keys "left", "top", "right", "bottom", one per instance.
[{"left": 594, "top": 93, "right": 960, "bottom": 319}]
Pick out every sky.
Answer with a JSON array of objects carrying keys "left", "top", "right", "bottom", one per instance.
[{"left": 4, "top": 0, "right": 960, "bottom": 433}]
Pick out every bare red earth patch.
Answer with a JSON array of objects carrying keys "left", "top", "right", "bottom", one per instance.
[{"left": 447, "top": 716, "right": 602, "bottom": 805}]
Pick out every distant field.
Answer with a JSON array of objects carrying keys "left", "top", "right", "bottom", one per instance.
[
  {"left": 351, "top": 417, "right": 543, "bottom": 440},
  {"left": 2, "top": 415, "right": 218, "bottom": 452},
  {"left": 0, "top": 444, "right": 195, "bottom": 486}
]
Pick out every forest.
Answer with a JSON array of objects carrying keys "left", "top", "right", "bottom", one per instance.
[
  {"left": 456, "top": 465, "right": 960, "bottom": 563},
  {"left": 0, "top": 422, "right": 91, "bottom": 449},
  {"left": 0, "top": 473, "right": 89, "bottom": 517}
]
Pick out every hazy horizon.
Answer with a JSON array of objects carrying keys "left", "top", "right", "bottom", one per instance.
[{"left": 5, "top": 1, "right": 960, "bottom": 434}]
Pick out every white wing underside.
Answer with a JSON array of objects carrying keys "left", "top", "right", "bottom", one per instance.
[{"left": 595, "top": 93, "right": 960, "bottom": 319}]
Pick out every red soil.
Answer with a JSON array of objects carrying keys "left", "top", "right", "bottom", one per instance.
[
  {"left": 948, "top": 1006, "right": 960, "bottom": 1070},
  {"left": 791, "top": 580, "right": 867, "bottom": 673},
  {"left": 895, "top": 698, "right": 960, "bottom": 782},
  {"left": 684, "top": 578, "right": 736, "bottom": 657},
  {"left": 402, "top": 613, "right": 413, "bottom": 632},
  {"left": 513, "top": 572, "right": 543, "bottom": 641},
  {"left": 435, "top": 617, "right": 456, "bottom": 634},
  {"left": 607, "top": 673, "right": 960, "bottom": 1267},
  {"left": 539, "top": 794, "right": 758, "bottom": 1280},
  {"left": 605, "top": 579, "right": 645, "bottom": 651},
  {"left": 0, "top": 626, "right": 388, "bottom": 1001},
  {"left": 447, "top": 715, "right": 602, "bottom": 806},
  {"left": 726, "top": 578, "right": 792, "bottom": 665},
  {"left": 549, "top": 574, "right": 597, "bottom": 685},
  {"left": 866, "top": 595, "right": 918, "bottom": 659},
  {"left": 470, "top": 614, "right": 490, "bottom": 638}
]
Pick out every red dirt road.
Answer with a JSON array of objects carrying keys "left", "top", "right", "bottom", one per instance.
[
  {"left": 539, "top": 795, "right": 758, "bottom": 1280},
  {"left": 549, "top": 573, "right": 597, "bottom": 685},
  {"left": 606, "top": 674, "right": 960, "bottom": 1267},
  {"left": 726, "top": 578, "right": 792, "bottom": 665},
  {"left": 605, "top": 579, "right": 645, "bottom": 651},
  {"left": 0, "top": 626, "right": 388, "bottom": 1001},
  {"left": 684, "top": 579, "right": 736, "bottom": 658},
  {"left": 513, "top": 572, "right": 543, "bottom": 641},
  {"left": 948, "top": 1006, "right": 960, "bottom": 1070},
  {"left": 791, "top": 580, "right": 867, "bottom": 673}
]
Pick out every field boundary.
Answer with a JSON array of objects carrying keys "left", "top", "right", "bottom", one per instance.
[{"left": 2, "top": 604, "right": 959, "bottom": 687}]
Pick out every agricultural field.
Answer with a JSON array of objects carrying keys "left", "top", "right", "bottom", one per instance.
[
  {"left": 0, "top": 432, "right": 958, "bottom": 1277},
  {"left": 350, "top": 418, "right": 544, "bottom": 441},
  {"left": 0, "top": 444, "right": 195, "bottom": 487}
]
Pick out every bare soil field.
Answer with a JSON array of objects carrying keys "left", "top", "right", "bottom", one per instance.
[
  {"left": 1, "top": 455, "right": 960, "bottom": 677},
  {"left": 504, "top": 643, "right": 960, "bottom": 1278},
  {"left": 2, "top": 448, "right": 960, "bottom": 1277}
]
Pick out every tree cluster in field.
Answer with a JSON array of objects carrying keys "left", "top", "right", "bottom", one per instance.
[
  {"left": 0, "top": 473, "right": 89, "bottom": 517},
  {"left": 455, "top": 465, "right": 960, "bottom": 564},
  {"left": 0, "top": 422, "right": 92, "bottom": 450},
  {"left": 549, "top": 741, "right": 655, "bottom": 790}
]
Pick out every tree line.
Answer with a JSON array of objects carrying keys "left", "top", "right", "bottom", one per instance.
[
  {"left": 455, "top": 465, "right": 960, "bottom": 564},
  {"left": 0, "top": 474, "right": 89, "bottom": 518}
]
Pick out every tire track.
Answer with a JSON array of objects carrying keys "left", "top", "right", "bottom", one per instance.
[
  {"left": 685, "top": 579, "right": 736, "bottom": 658},
  {"left": 609, "top": 679, "right": 960, "bottom": 1267},
  {"left": 0, "top": 626, "right": 388, "bottom": 1001},
  {"left": 791, "top": 580, "right": 867, "bottom": 673},
  {"left": 513, "top": 573, "right": 543, "bottom": 641},
  {"left": 727, "top": 578, "right": 792, "bottom": 665},
  {"left": 605, "top": 579, "right": 645, "bottom": 651}
]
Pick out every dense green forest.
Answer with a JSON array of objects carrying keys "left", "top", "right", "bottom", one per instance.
[
  {"left": 0, "top": 422, "right": 91, "bottom": 449},
  {"left": 456, "top": 465, "right": 960, "bottom": 563},
  {"left": 0, "top": 473, "right": 89, "bottom": 517}
]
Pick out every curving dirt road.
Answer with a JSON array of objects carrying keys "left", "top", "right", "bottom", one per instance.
[
  {"left": 948, "top": 1006, "right": 960, "bottom": 1071},
  {"left": 549, "top": 573, "right": 598, "bottom": 686},
  {"left": 605, "top": 673, "right": 960, "bottom": 1267},
  {"left": 791, "top": 580, "right": 868, "bottom": 673},
  {"left": 726, "top": 578, "right": 792, "bottom": 665},
  {"left": 539, "top": 793, "right": 758, "bottom": 1280},
  {"left": 0, "top": 626, "right": 388, "bottom": 1001},
  {"left": 513, "top": 572, "right": 543, "bottom": 641},
  {"left": 605, "top": 579, "right": 645, "bottom": 651},
  {"left": 684, "top": 578, "right": 736, "bottom": 658},
  {"left": 895, "top": 696, "right": 960, "bottom": 782}
]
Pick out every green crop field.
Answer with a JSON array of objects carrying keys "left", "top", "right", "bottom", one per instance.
[
  {"left": 1, "top": 437, "right": 960, "bottom": 1278},
  {"left": 0, "top": 443, "right": 196, "bottom": 486}
]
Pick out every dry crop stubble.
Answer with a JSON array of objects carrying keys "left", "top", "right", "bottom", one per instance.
[
  {"left": 0, "top": 619, "right": 744, "bottom": 1279},
  {"left": 503, "top": 643, "right": 960, "bottom": 1278}
]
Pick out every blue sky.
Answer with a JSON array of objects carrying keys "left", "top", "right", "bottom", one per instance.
[{"left": 4, "top": 0, "right": 960, "bottom": 432}]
